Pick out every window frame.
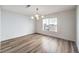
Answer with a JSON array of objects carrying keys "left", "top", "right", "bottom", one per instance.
[{"left": 42, "top": 17, "right": 57, "bottom": 32}]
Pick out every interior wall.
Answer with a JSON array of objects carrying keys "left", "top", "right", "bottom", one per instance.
[
  {"left": 76, "top": 6, "right": 79, "bottom": 51},
  {"left": 1, "top": 9, "right": 35, "bottom": 41},
  {"left": 36, "top": 9, "right": 76, "bottom": 41},
  {"left": 0, "top": 7, "right": 1, "bottom": 41}
]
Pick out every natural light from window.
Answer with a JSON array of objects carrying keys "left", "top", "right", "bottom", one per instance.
[{"left": 42, "top": 17, "right": 57, "bottom": 32}]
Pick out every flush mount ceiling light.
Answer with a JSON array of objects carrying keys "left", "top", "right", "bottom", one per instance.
[
  {"left": 31, "top": 8, "right": 44, "bottom": 20},
  {"left": 25, "top": 5, "right": 31, "bottom": 8}
]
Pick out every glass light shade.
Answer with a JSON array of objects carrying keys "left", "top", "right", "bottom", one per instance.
[
  {"left": 31, "top": 16, "right": 34, "bottom": 19},
  {"left": 41, "top": 16, "right": 44, "bottom": 18},
  {"left": 31, "top": 14, "right": 44, "bottom": 20},
  {"left": 35, "top": 14, "right": 39, "bottom": 20}
]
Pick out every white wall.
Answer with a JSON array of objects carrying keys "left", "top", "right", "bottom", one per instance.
[
  {"left": 36, "top": 9, "right": 76, "bottom": 41},
  {"left": 0, "top": 7, "right": 1, "bottom": 41},
  {"left": 1, "top": 9, "right": 35, "bottom": 41},
  {"left": 77, "top": 6, "right": 79, "bottom": 52}
]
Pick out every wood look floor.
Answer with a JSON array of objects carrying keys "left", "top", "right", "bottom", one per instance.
[{"left": 0, "top": 34, "right": 78, "bottom": 53}]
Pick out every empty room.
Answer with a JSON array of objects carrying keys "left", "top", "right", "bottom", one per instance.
[{"left": 0, "top": 5, "right": 79, "bottom": 53}]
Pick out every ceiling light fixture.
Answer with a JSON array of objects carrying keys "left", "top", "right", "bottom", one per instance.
[
  {"left": 25, "top": 5, "right": 31, "bottom": 8},
  {"left": 31, "top": 8, "right": 44, "bottom": 20}
]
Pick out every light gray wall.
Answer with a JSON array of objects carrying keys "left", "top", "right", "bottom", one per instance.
[
  {"left": 0, "top": 7, "right": 1, "bottom": 41},
  {"left": 36, "top": 9, "right": 76, "bottom": 41},
  {"left": 77, "top": 6, "right": 79, "bottom": 51},
  {"left": 1, "top": 9, "right": 35, "bottom": 41}
]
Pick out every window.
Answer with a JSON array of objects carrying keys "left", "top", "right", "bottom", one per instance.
[{"left": 42, "top": 17, "right": 57, "bottom": 32}]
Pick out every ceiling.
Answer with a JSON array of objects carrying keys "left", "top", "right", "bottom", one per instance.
[{"left": 1, "top": 5, "right": 76, "bottom": 16}]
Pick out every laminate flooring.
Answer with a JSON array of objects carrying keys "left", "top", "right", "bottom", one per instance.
[{"left": 0, "top": 34, "right": 78, "bottom": 53}]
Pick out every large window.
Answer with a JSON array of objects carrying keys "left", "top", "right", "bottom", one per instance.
[{"left": 42, "top": 17, "right": 57, "bottom": 32}]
